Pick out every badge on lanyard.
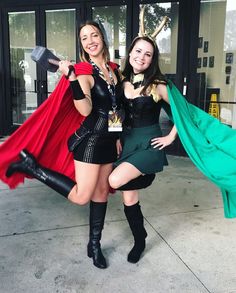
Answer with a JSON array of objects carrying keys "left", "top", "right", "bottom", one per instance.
[{"left": 108, "top": 105, "right": 123, "bottom": 132}]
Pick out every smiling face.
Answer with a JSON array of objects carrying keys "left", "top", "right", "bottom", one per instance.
[
  {"left": 129, "top": 39, "right": 154, "bottom": 74},
  {"left": 79, "top": 25, "right": 104, "bottom": 58}
]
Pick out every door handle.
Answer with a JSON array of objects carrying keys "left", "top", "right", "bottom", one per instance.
[
  {"left": 183, "top": 77, "right": 187, "bottom": 96},
  {"left": 40, "top": 80, "right": 47, "bottom": 94},
  {"left": 34, "top": 80, "right": 38, "bottom": 93},
  {"left": 34, "top": 80, "right": 47, "bottom": 94}
]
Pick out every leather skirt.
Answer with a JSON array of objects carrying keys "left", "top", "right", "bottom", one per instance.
[{"left": 73, "top": 114, "right": 118, "bottom": 164}]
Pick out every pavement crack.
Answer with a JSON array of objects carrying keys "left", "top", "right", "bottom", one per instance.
[{"left": 145, "top": 218, "right": 212, "bottom": 293}]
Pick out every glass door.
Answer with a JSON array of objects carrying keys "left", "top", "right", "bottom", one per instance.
[
  {"left": 7, "top": 6, "right": 77, "bottom": 127},
  {"left": 196, "top": 0, "right": 236, "bottom": 128},
  {"left": 8, "top": 11, "right": 37, "bottom": 125}
]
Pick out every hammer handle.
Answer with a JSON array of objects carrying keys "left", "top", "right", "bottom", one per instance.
[{"left": 48, "top": 58, "right": 60, "bottom": 66}]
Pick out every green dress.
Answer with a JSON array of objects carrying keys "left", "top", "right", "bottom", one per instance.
[
  {"left": 115, "top": 95, "right": 169, "bottom": 174},
  {"left": 167, "top": 81, "right": 236, "bottom": 218}
]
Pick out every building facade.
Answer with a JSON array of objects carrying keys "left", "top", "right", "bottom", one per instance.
[{"left": 0, "top": 0, "right": 235, "bottom": 154}]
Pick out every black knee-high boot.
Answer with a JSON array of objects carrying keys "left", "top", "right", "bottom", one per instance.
[
  {"left": 124, "top": 202, "right": 147, "bottom": 263},
  {"left": 87, "top": 201, "right": 107, "bottom": 269},
  {"left": 6, "top": 149, "right": 75, "bottom": 197}
]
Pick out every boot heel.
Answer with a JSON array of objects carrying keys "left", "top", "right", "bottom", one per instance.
[
  {"left": 87, "top": 245, "right": 92, "bottom": 258},
  {"left": 127, "top": 239, "right": 146, "bottom": 263},
  {"left": 5, "top": 162, "right": 19, "bottom": 177},
  {"left": 5, "top": 149, "right": 37, "bottom": 178}
]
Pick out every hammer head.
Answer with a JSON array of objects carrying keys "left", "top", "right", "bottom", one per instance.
[{"left": 31, "top": 46, "right": 61, "bottom": 72}]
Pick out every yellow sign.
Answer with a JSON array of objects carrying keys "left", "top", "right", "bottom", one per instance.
[{"left": 208, "top": 93, "right": 220, "bottom": 119}]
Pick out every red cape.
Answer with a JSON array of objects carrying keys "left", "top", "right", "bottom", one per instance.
[{"left": 0, "top": 61, "right": 118, "bottom": 189}]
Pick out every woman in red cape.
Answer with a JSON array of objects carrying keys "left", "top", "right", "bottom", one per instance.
[{"left": 0, "top": 21, "right": 122, "bottom": 270}]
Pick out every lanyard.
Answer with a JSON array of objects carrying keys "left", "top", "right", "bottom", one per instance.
[{"left": 89, "top": 59, "right": 117, "bottom": 111}]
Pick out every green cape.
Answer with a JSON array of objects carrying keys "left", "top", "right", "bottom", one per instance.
[{"left": 167, "top": 82, "right": 236, "bottom": 218}]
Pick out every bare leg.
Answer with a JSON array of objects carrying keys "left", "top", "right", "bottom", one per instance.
[
  {"left": 92, "top": 163, "right": 113, "bottom": 202},
  {"left": 109, "top": 162, "right": 142, "bottom": 190},
  {"left": 122, "top": 190, "right": 139, "bottom": 206},
  {"left": 68, "top": 161, "right": 113, "bottom": 205}
]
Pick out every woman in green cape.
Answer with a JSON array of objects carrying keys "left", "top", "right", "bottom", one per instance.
[{"left": 109, "top": 8, "right": 236, "bottom": 264}]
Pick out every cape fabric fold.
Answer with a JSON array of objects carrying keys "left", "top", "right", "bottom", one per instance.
[
  {"left": 0, "top": 76, "right": 85, "bottom": 188},
  {"left": 167, "top": 82, "right": 236, "bottom": 218}
]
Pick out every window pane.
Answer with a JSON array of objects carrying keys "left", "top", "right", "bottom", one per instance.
[
  {"left": 46, "top": 9, "right": 76, "bottom": 92},
  {"left": 92, "top": 5, "right": 127, "bottom": 67},
  {"left": 140, "top": 3, "right": 179, "bottom": 77},
  {"left": 197, "top": 0, "right": 236, "bottom": 128},
  {"left": 8, "top": 11, "right": 37, "bottom": 124}
]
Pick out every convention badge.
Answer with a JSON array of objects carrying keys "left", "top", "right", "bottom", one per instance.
[{"left": 108, "top": 109, "right": 123, "bottom": 132}]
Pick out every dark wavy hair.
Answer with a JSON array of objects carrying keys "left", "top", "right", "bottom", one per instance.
[
  {"left": 122, "top": 36, "right": 167, "bottom": 93},
  {"left": 78, "top": 20, "right": 110, "bottom": 62}
]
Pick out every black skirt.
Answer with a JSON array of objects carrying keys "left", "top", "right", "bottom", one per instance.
[{"left": 73, "top": 132, "right": 117, "bottom": 164}]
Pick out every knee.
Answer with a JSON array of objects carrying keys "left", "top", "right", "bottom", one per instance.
[
  {"left": 93, "top": 184, "right": 110, "bottom": 202},
  {"left": 75, "top": 196, "right": 90, "bottom": 205},
  {"left": 123, "top": 190, "right": 139, "bottom": 206},
  {"left": 68, "top": 187, "right": 92, "bottom": 205},
  {"left": 109, "top": 173, "right": 122, "bottom": 189},
  {"left": 70, "top": 195, "right": 90, "bottom": 206},
  {"left": 123, "top": 197, "right": 138, "bottom": 206}
]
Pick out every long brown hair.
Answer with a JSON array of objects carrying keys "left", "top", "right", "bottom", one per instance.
[
  {"left": 122, "top": 36, "right": 167, "bottom": 93},
  {"left": 78, "top": 20, "right": 110, "bottom": 62}
]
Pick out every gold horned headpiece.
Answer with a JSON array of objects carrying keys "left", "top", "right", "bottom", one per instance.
[{"left": 138, "top": 6, "right": 169, "bottom": 41}]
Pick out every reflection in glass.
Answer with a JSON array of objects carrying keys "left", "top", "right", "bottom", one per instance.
[
  {"left": 198, "top": 0, "right": 236, "bottom": 128},
  {"left": 92, "top": 6, "right": 127, "bottom": 67},
  {"left": 46, "top": 9, "right": 76, "bottom": 92},
  {"left": 8, "top": 11, "right": 37, "bottom": 124},
  {"left": 140, "top": 3, "right": 179, "bottom": 76}
]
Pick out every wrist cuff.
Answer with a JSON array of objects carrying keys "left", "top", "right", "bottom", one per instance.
[{"left": 70, "top": 80, "right": 86, "bottom": 100}]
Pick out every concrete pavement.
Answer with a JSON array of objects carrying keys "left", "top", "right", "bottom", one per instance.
[{"left": 0, "top": 155, "right": 236, "bottom": 293}]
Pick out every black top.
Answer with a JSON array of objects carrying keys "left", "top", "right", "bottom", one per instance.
[
  {"left": 123, "top": 95, "right": 162, "bottom": 128},
  {"left": 121, "top": 77, "right": 172, "bottom": 128},
  {"left": 122, "top": 89, "right": 172, "bottom": 128},
  {"left": 82, "top": 67, "right": 123, "bottom": 133}
]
